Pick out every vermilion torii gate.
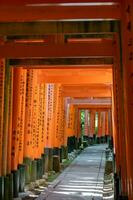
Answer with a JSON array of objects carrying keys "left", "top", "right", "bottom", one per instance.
[{"left": 0, "top": 0, "right": 132, "bottom": 199}]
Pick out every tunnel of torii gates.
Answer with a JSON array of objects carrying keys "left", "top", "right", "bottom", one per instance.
[{"left": 0, "top": 0, "right": 133, "bottom": 199}]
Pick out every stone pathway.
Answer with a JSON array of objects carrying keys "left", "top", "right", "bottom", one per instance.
[{"left": 37, "top": 144, "right": 107, "bottom": 200}]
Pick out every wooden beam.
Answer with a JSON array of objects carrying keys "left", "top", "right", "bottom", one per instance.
[
  {"left": 9, "top": 58, "right": 113, "bottom": 66},
  {"left": 63, "top": 89, "right": 111, "bottom": 97},
  {"left": 67, "top": 97, "right": 111, "bottom": 104},
  {"left": 20, "top": 64, "right": 113, "bottom": 69},
  {"left": 37, "top": 68, "right": 112, "bottom": 84},
  {"left": 0, "top": 21, "right": 119, "bottom": 36},
  {"left": 0, "top": 0, "right": 120, "bottom": 5},
  {"left": 0, "top": 4, "right": 121, "bottom": 22},
  {"left": 63, "top": 84, "right": 111, "bottom": 97},
  {"left": 76, "top": 105, "right": 111, "bottom": 109},
  {"left": 0, "top": 41, "right": 114, "bottom": 58}
]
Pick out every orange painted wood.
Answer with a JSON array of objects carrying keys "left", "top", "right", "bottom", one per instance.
[
  {"left": 11, "top": 68, "right": 23, "bottom": 170},
  {"left": 38, "top": 68, "right": 112, "bottom": 85},
  {"left": 24, "top": 69, "right": 34, "bottom": 159},
  {"left": 0, "top": 42, "right": 114, "bottom": 58},
  {"left": 63, "top": 89, "right": 111, "bottom": 98},
  {"left": 105, "top": 111, "right": 109, "bottom": 136},
  {"left": 89, "top": 110, "right": 95, "bottom": 137},
  {"left": 53, "top": 84, "right": 65, "bottom": 148},
  {"left": 101, "top": 112, "right": 106, "bottom": 136},
  {"left": 121, "top": 1, "right": 133, "bottom": 197},
  {"left": 77, "top": 109, "right": 81, "bottom": 139},
  {"left": 0, "top": 4, "right": 121, "bottom": 22},
  {"left": 0, "top": 59, "right": 5, "bottom": 176},
  {"left": 113, "top": 33, "right": 128, "bottom": 194},
  {"left": 31, "top": 82, "right": 38, "bottom": 159},
  {"left": 65, "top": 104, "right": 75, "bottom": 138},
  {"left": 98, "top": 112, "right": 102, "bottom": 137},
  {"left": 7, "top": 67, "right": 13, "bottom": 174},
  {"left": 53, "top": 85, "right": 58, "bottom": 148},
  {"left": 84, "top": 110, "right": 89, "bottom": 136},
  {"left": 44, "top": 84, "right": 55, "bottom": 148},
  {"left": 18, "top": 69, "right": 27, "bottom": 164},
  {"left": 40, "top": 84, "right": 46, "bottom": 155},
  {"left": 1, "top": 61, "right": 12, "bottom": 175}
]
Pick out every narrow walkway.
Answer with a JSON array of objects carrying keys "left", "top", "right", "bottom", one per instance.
[{"left": 38, "top": 144, "right": 107, "bottom": 200}]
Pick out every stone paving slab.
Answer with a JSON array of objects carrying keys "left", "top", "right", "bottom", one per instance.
[{"left": 37, "top": 144, "right": 107, "bottom": 200}]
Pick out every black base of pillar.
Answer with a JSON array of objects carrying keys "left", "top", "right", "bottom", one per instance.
[
  {"left": 4, "top": 176, "right": 10, "bottom": 200},
  {"left": 59, "top": 148, "right": 63, "bottom": 163},
  {"left": 83, "top": 140, "right": 88, "bottom": 148},
  {"left": 100, "top": 136, "right": 106, "bottom": 143},
  {"left": 36, "top": 158, "right": 43, "bottom": 180},
  {"left": 53, "top": 147, "right": 62, "bottom": 162},
  {"left": 63, "top": 146, "right": 68, "bottom": 159},
  {"left": 53, "top": 155, "right": 60, "bottom": 173},
  {"left": 24, "top": 157, "right": 32, "bottom": 184},
  {"left": 53, "top": 147, "right": 60, "bottom": 156},
  {"left": 8, "top": 173, "right": 13, "bottom": 200},
  {"left": 31, "top": 160, "right": 37, "bottom": 182},
  {"left": 0, "top": 176, "right": 4, "bottom": 200},
  {"left": 108, "top": 136, "right": 113, "bottom": 149},
  {"left": 114, "top": 173, "right": 120, "bottom": 200},
  {"left": 118, "top": 195, "right": 128, "bottom": 200},
  {"left": 78, "top": 137, "right": 82, "bottom": 149},
  {"left": 18, "top": 164, "right": 26, "bottom": 192},
  {"left": 67, "top": 136, "right": 77, "bottom": 153},
  {"left": 44, "top": 148, "right": 53, "bottom": 172},
  {"left": 41, "top": 154, "right": 45, "bottom": 175},
  {"left": 44, "top": 148, "right": 49, "bottom": 172},
  {"left": 88, "top": 137, "right": 93, "bottom": 145},
  {"left": 48, "top": 148, "right": 53, "bottom": 171},
  {"left": 12, "top": 170, "right": 19, "bottom": 198},
  {"left": 96, "top": 137, "right": 100, "bottom": 144},
  {"left": 83, "top": 135, "right": 89, "bottom": 142}
]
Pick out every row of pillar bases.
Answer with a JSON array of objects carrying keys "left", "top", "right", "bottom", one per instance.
[{"left": 0, "top": 145, "right": 68, "bottom": 200}]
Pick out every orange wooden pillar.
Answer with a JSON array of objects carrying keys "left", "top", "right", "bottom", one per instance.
[
  {"left": 23, "top": 69, "right": 35, "bottom": 184},
  {"left": 10, "top": 67, "right": 26, "bottom": 197},
  {"left": 65, "top": 104, "right": 76, "bottom": 153},
  {"left": 7, "top": 67, "right": 13, "bottom": 176},
  {"left": 18, "top": 69, "right": 27, "bottom": 165},
  {"left": 31, "top": 77, "right": 38, "bottom": 160},
  {"left": 84, "top": 110, "right": 89, "bottom": 137},
  {"left": 98, "top": 111, "right": 102, "bottom": 139},
  {"left": 77, "top": 109, "right": 81, "bottom": 139},
  {"left": 101, "top": 112, "right": 106, "bottom": 137},
  {"left": 44, "top": 83, "right": 55, "bottom": 171},
  {"left": 113, "top": 32, "right": 128, "bottom": 196},
  {"left": 0, "top": 59, "right": 5, "bottom": 177},
  {"left": 44, "top": 83, "right": 54, "bottom": 149},
  {"left": 108, "top": 109, "right": 112, "bottom": 137},
  {"left": 90, "top": 110, "right": 95, "bottom": 137},
  {"left": 105, "top": 111, "right": 109, "bottom": 136},
  {"left": 39, "top": 84, "right": 46, "bottom": 157},
  {"left": 24, "top": 69, "right": 34, "bottom": 161},
  {"left": 11, "top": 68, "right": 23, "bottom": 171},
  {"left": 0, "top": 59, "right": 14, "bottom": 199},
  {"left": 121, "top": 0, "right": 133, "bottom": 198},
  {"left": 53, "top": 84, "right": 63, "bottom": 159}
]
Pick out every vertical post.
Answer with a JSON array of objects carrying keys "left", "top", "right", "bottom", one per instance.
[
  {"left": 0, "top": 59, "right": 5, "bottom": 177},
  {"left": 98, "top": 111, "right": 102, "bottom": 142},
  {"left": 121, "top": 0, "right": 133, "bottom": 197}
]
